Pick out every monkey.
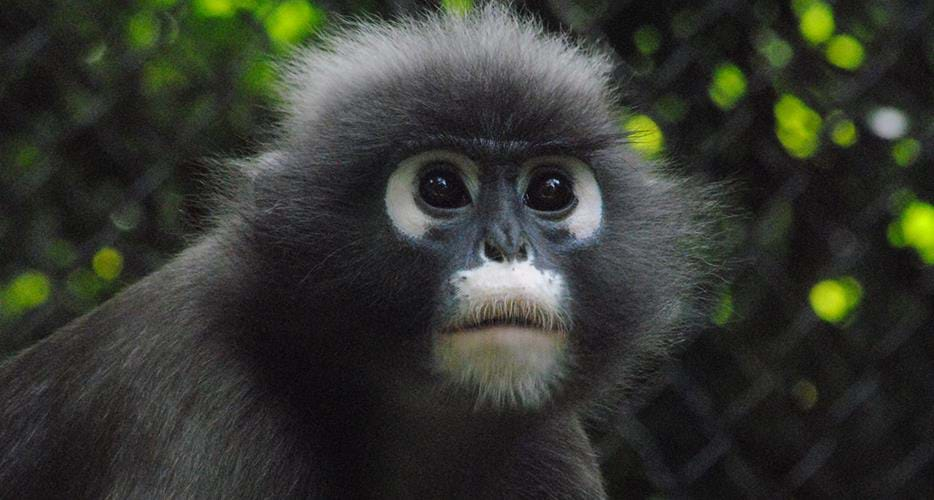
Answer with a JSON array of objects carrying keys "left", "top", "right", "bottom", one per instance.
[{"left": 0, "top": 4, "right": 723, "bottom": 499}]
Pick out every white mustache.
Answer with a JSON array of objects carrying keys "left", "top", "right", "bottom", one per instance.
[
  {"left": 444, "top": 258, "right": 570, "bottom": 333},
  {"left": 443, "top": 294, "right": 570, "bottom": 334}
]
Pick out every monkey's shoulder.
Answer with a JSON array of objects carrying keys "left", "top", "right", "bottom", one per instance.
[{"left": 0, "top": 249, "right": 326, "bottom": 498}]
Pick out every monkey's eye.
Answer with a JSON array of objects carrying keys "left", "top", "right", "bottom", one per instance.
[
  {"left": 524, "top": 171, "right": 575, "bottom": 212},
  {"left": 418, "top": 166, "right": 471, "bottom": 209}
]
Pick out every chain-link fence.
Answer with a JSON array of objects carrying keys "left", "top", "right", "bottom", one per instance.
[{"left": 2, "top": 0, "right": 932, "bottom": 497}]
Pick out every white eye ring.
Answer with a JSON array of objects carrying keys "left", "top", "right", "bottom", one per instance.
[
  {"left": 519, "top": 156, "right": 602, "bottom": 239},
  {"left": 385, "top": 150, "right": 479, "bottom": 239}
]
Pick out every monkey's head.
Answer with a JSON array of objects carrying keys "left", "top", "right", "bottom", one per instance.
[{"left": 245, "top": 6, "right": 716, "bottom": 412}]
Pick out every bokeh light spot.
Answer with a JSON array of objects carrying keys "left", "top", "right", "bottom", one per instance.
[
  {"left": 634, "top": 25, "right": 662, "bottom": 55},
  {"left": 67, "top": 268, "right": 105, "bottom": 305},
  {"left": 193, "top": 0, "right": 236, "bottom": 17},
  {"left": 774, "top": 94, "right": 822, "bottom": 158},
  {"left": 830, "top": 118, "right": 858, "bottom": 147},
  {"left": 756, "top": 31, "right": 794, "bottom": 68},
  {"left": 15, "top": 145, "right": 40, "bottom": 169},
  {"left": 92, "top": 247, "right": 124, "bottom": 282},
  {"left": 442, "top": 0, "right": 474, "bottom": 15},
  {"left": 891, "top": 138, "right": 921, "bottom": 167},
  {"left": 708, "top": 62, "right": 747, "bottom": 110},
  {"left": 798, "top": 1, "right": 835, "bottom": 45},
  {"left": 825, "top": 34, "right": 865, "bottom": 70},
  {"left": 791, "top": 379, "right": 819, "bottom": 411},
  {"left": 264, "top": 0, "right": 326, "bottom": 47},
  {"left": 110, "top": 204, "right": 143, "bottom": 232},
  {"left": 894, "top": 200, "right": 934, "bottom": 264},
  {"left": 622, "top": 114, "right": 665, "bottom": 157},
  {"left": 809, "top": 276, "right": 861, "bottom": 324},
  {"left": 712, "top": 292, "right": 734, "bottom": 326},
  {"left": 867, "top": 107, "right": 908, "bottom": 140},
  {"left": 127, "top": 11, "right": 159, "bottom": 50},
  {"left": 142, "top": 59, "right": 187, "bottom": 96},
  {"left": 1, "top": 271, "right": 52, "bottom": 317}
]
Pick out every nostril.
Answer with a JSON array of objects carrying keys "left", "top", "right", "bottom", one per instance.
[
  {"left": 516, "top": 242, "right": 529, "bottom": 262},
  {"left": 483, "top": 240, "right": 507, "bottom": 262}
]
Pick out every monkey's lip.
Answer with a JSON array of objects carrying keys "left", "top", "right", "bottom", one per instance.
[
  {"left": 439, "top": 324, "right": 567, "bottom": 353},
  {"left": 441, "top": 320, "right": 565, "bottom": 338}
]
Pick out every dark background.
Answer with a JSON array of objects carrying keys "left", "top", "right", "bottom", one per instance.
[{"left": 2, "top": 0, "right": 932, "bottom": 496}]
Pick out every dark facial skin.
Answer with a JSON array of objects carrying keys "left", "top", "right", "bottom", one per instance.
[{"left": 0, "top": 6, "right": 720, "bottom": 499}]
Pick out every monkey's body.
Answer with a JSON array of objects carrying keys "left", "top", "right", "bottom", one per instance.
[
  {"left": 1, "top": 6, "right": 719, "bottom": 498},
  {"left": 1, "top": 238, "right": 603, "bottom": 498}
]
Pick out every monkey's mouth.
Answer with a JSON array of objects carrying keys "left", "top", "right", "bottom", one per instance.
[
  {"left": 439, "top": 296, "right": 570, "bottom": 337},
  {"left": 456, "top": 316, "right": 545, "bottom": 332}
]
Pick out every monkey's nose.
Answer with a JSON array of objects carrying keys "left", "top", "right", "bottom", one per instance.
[{"left": 482, "top": 237, "right": 529, "bottom": 263}]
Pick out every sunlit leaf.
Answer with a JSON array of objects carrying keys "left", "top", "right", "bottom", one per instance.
[
  {"left": 825, "top": 34, "right": 864, "bottom": 70},
  {"left": 442, "top": 0, "right": 473, "bottom": 15},
  {"left": 895, "top": 200, "right": 934, "bottom": 264},
  {"left": 708, "top": 62, "right": 747, "bottom": 110},
  {"left": 891, "top": 138, "right": 920, "bottom": 167},
  {"left": 1, "top": 271, "right": 52, "bottom": 317},
  {"left": 264, "top": 0, "right": 326, "bottom": 47},
  {"left": 622, "top": 114, "right": 665, "bottom": 157},
  {"left": 92, "top": 247, "right": 124, "bottom": 282},
  {"left": 774, "top": 94, "right": 822, "bottom": 159},
  {"left": 194, "top": 0, "right": 237, "bottom": 17},
  {"left": 798, "top": 0, "right": 835, "bottom": 45},
  {"left": 809, "top": 276, "right": 862, "bottom": 324},
  {"left": 829, "top": 118, "right": 858, "bottom": 147},
  {"left": 127, "top": 11, "right": 160, "bottom": 50}
]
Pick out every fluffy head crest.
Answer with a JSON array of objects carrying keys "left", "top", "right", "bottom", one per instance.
[{"left": 276, "top": 5, "right": 617, "bottom": 149}]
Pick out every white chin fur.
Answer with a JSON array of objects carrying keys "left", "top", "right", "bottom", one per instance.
[{"left": 433, "top": 327, "right": 567, "bottom": 410}]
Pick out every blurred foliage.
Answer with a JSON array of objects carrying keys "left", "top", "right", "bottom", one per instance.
[
  {"left": 621, "top": 114, "right": 665, "bottom": 158},
  {"left": 708, "top": 62, "right": 747, "bottom": 110},
  {"left": 808, "top": 275, "right": 863, "bottom": 324},
  {"left": 1, "top": 0, "right": 933, "bottom": 497}
]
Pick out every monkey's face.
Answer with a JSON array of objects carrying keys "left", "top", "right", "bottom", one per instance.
[
  {"left": 383, "top": 149, "right": 604, "bottom": 409},
  {"left": 259, "top": 8, "right": 698, "bottom": 414}
]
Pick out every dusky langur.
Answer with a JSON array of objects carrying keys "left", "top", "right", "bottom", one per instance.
[{"left": 0, "top": 5, "right": 723, "bottom": 499}]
